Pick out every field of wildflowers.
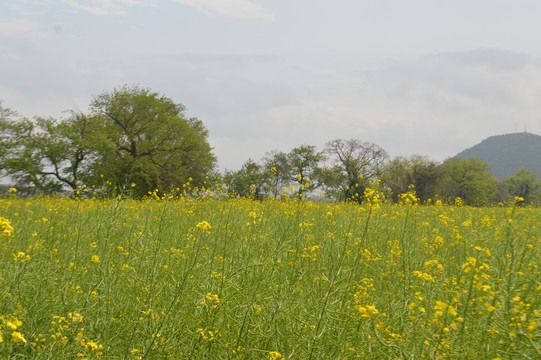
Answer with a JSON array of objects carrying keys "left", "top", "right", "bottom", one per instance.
[{"left": 1, "top": 189, "right": 540, "bottom": 359}]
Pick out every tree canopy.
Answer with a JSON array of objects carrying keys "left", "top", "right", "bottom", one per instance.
[
  {"left": 89, "top": 86, "right": 216, "bottom": 195},
  {"left": 438, "top": 157, "right": 498, "bottom": 206},
  {"left": 382, "top": 155, "right": 442, "bottom": 203},
  {"left": 0, "top": 87, "right": 216, "bottom": 196},
  {"left": 325, "top": 139, "right": 388, "bottom": 202},
  {"left": 502, "top": 168, "right": 541, "bottom": 204}
]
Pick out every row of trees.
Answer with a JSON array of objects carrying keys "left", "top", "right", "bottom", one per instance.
[
  {"left": 224, "top": 140, "right": 541, "bottom": 206},
  {"left": 224, "top": 140, "right": 388, "bottom": 201},
  {"left": 2, "top": 86, "right": 540, "bottom": 205}
]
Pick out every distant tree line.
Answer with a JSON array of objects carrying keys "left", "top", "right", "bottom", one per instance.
[
  {"left": 223, "top": 142, "right": 541, "bottom": 206},
  {"left": 2, "top": 86, "right": 540, "bottom": 205}
]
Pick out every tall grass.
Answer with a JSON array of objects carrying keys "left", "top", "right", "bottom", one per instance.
[{"left": 1, "top": 194, "right": 540, "bottom": 359}]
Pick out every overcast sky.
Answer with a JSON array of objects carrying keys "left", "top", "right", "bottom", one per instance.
[{"left": 2, "top": 0, "right": 541, "bottom": 170}]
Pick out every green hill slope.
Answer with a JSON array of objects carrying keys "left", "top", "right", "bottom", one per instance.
[{"left": 455, "top": 132, "right": 541, "bottom": 180}]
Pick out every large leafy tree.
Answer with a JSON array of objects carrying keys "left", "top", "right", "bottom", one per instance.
[
  {"left": 90, "top": 85, "right": 216, "bottom": 195},
  {"left": 438, "top": 157, "right": 498, "bottom": 206},
  {"left": 324, "top": 139, "right": 388, "bottom": 202},
  {"left": 502, "top": 167, "right": 541, "bottom": 204},
  {"left": 1, "top": 87, "right": 216, "bottom": 196}
]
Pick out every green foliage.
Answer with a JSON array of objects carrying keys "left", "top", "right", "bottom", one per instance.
[
  {"left": 223, "top": 159, "right": 271, "bottom": 199},
  {"left": 438, "top": 157, "right": 498, "bottom": 206},
  {"left": 288, "top": 145, "right": 326, "bottom": 198},
  {"left": 503, "top": 167, "right": 541, "bottom": 204},
  {"left": 0, "top": 87, "right": 216, "bottom": 196},
  {"left": 0, "top": 108, "right": 104, "bottom": 194},
  {"left": 90, "top": 85, "right": 216, "bottom": 196},
  {"left": 324, "top": 139, "right": 388, "bottom": 202},
  {"left": 382, "top": 155, "right": 442, "bottom": 203},
  {"left": 381, "top": 156, "right": 411, "bottom": 203},
  {"left": 262, "top": 150, "right": 292, "bottom": 198}
]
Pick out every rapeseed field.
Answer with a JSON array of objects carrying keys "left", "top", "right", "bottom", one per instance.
[{"left": 0, "top": 189, "right": 540, "bottom": 359}]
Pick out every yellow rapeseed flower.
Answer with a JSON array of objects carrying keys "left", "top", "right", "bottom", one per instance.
[
  {"left": 6, "top": 319, "right": 22, "bottom": 330},
  {"left": 355, "top": 304, "right": 379, "bottom": 318},
  {"left": 196, "top": 221, "right": 211, "bottom": 231},
  {"left": 1, "top": 217, "right": 14, "bottom": 238},
  {"left": 11, "top": 331, "right": 27, "bottom": 343},
  {"left": 269, "top": 351, "right": 284, "bottom": 360}
]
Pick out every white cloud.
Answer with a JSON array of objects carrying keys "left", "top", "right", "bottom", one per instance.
[
  {"left": 5, "top": 2, "right": 43, "bottom": 16},
  {"left": 171, "top": 0, "right": 273, "bottom": 20},
  {"left": 62, "top": 0, "right": 128, "bottom": 16},
  {"left": 19, "top": 0, "right": 56, "bottom": 5},
  {"left": 199, "top": 48, "right": 541, "bottom": 168},
  {"left": 314, "top": 49, "right": 541, "bottom": 161},
  {"left": 11, "top": 0, "right": 272, "bottom": 19},
  {"left": 0, "top": 18, "right": 47, "bottom": 37},
  {"left": 62, "top": 0, "right": 157, "bottom": 16}
]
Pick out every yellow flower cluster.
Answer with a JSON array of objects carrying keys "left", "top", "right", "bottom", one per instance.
[
  {"left": 13, "top": 251, "right": 31, "bottom": 262},
  {"left": 363, "top": 186, "right": 385, "bottom": 208},
  {"left": 268, "top": 351, "right": 284, "bottom": 359},
  {"left": 0, "top": 315, "right": 26, "bottom": 344},
  {"left": 196, "top": 328, "right": 219, "bottom": 341},
  {"left": 196, "top": 221, "right": 211, "bottom": 233},
  {"left": 461, "top": 257, "right": 477, "bottom": 273},
  {"left": 201, "top": 292, "right": 220, "bottom": 308},
  {"left": 399, "top": 185, "right": 419, "bottom": 205},
  {"left": 50, "top": 312, "right": 104, "bottom": 356},
  {"left": 433, "top": 300, "right": 458, "bottom": 317},
  {"left": 1, "top": 217, "right": 14, "bottom": 238},
  {"left": 355, "top": 304, "right": 379, "bottom": 318},
  {"left": 412, "top": 270, "right": 435, "bottom": 282}
]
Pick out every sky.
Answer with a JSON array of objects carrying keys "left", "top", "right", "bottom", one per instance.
[{"left": 2, "top": 0, "right": 541, "bottom": 171}]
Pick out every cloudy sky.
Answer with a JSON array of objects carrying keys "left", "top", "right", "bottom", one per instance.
[{"left": 2, "top": 0, "right": 541, "bottom": 170}]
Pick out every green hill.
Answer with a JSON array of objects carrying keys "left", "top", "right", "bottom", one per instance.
[{"left": 455, "top": 132, "right": 541, "bottom": 180}]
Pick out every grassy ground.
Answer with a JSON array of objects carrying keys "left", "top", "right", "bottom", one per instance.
[{"left": 1, "top": 193, "right": 540, "bottom": 359}]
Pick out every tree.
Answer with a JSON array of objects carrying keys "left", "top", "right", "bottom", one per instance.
[
  {"left": 262, "top": 150, "right": 292, "bottom": 198},
  {"left": 1, "top": 87, "right": 216, "bottom": 197},
  {"left": 324, "top": 139, "right": 388, "bottom": 202},
  {"left": 381, "top": 156, "right": 414, "bottom": 203},
  {"left": 223, "top": 159, "right": 270, "bottom": 200},
  {"left": 288, "top": 145, "right": 326, "bottom": 198},
  {"left": 438, "top": 157, "right": 498, "bottom": 206},
  {"left": 382, "top": 155, "right": 442, "bottom": 203},
  {"left": 0, "top": 102, "right": 17, "bottom": 166},
  {"left": 0, "top": 106, "right": 104, "bottom": 194},
  {"left": 410, "top": 155, "right": 443, "bottom": 203},
  {"left": 502, "top": 168, "right": 541, "bottom": 204},
  {"left": 90, "top": 85, "right": 216, "bottom": 196}
]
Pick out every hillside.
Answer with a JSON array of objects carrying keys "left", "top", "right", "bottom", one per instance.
[{"left": 455, "top": 132, "right": 541, "bottom": 180}]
